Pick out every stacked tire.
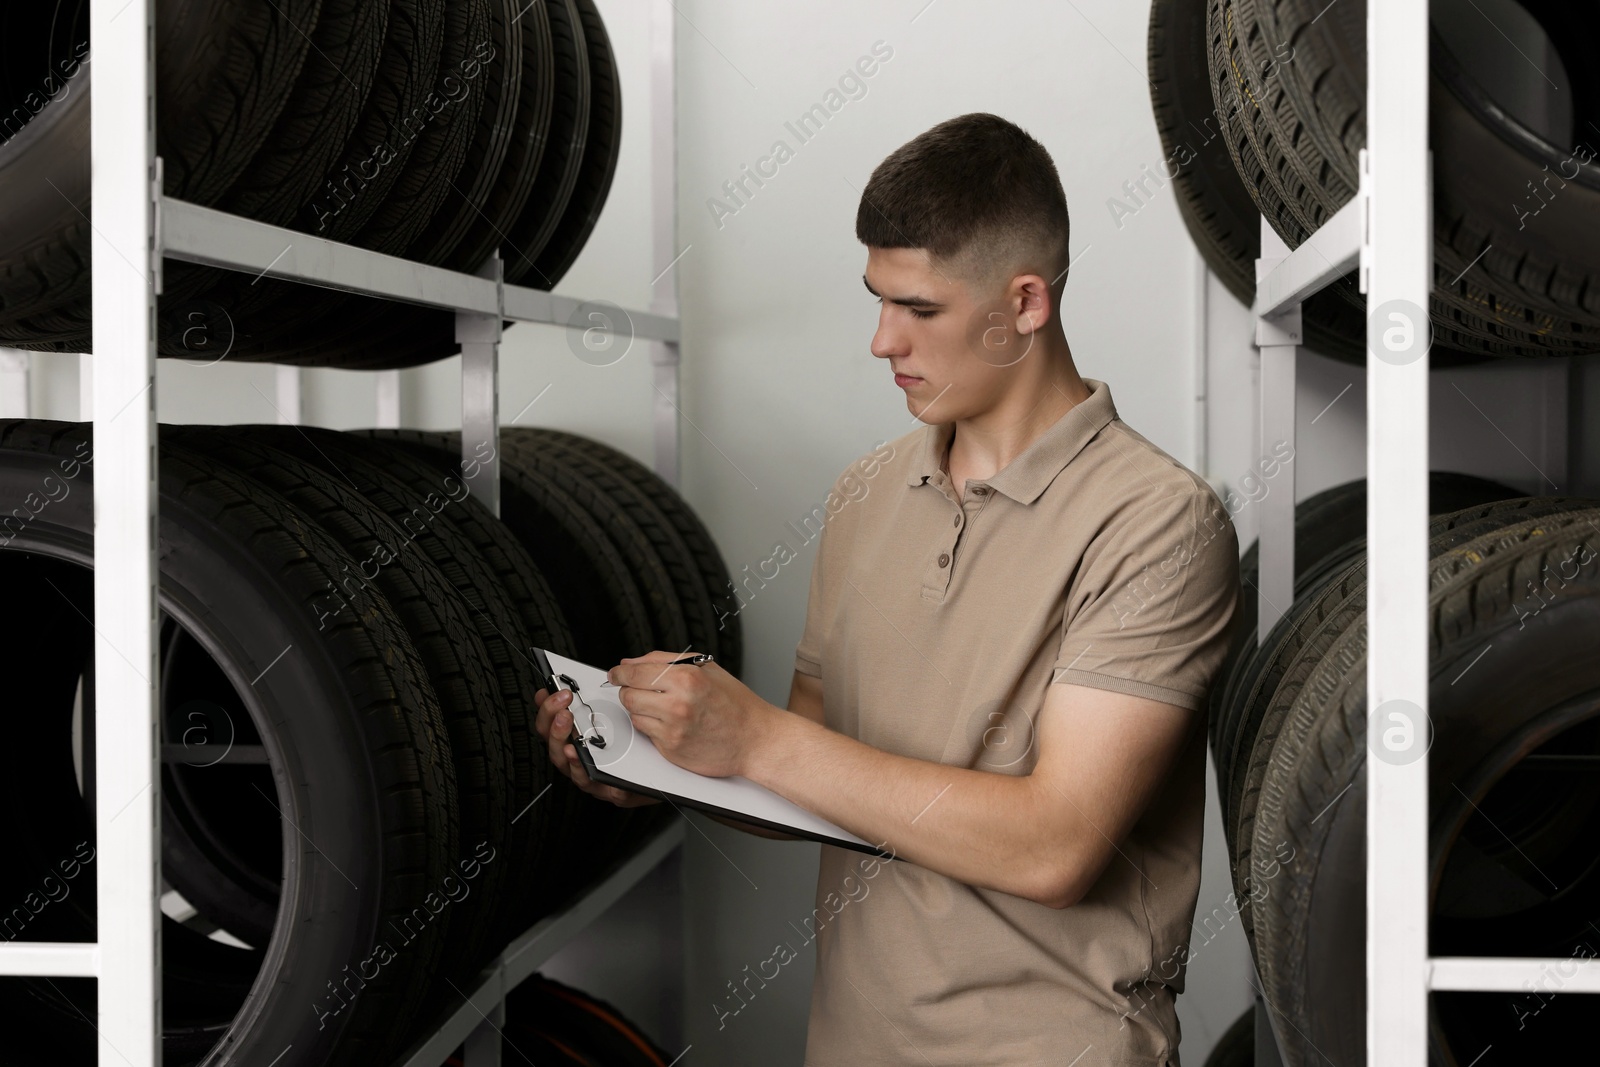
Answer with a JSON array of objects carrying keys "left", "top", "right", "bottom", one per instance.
[
  {"left": 1149, "top": 1, "right": 1600, "bottom": 1060},
  {"left": 1202, "top": 1008, "right": 1254, "bottom": 1067},
  {"left": 0, "top": 419, "right": 737, "bottom": 1066},
  {"left": 1213, "top": 478, "right": 1600, "bottom": 1066},
  {"left": 1147, "top": 0, "right": 1600, "bottom": 362},
  {"left": 0, "top": 0, "right": 621, "bottom": 367}
]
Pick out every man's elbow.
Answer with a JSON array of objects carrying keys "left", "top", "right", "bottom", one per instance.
[
  {"left": 1038, "top": 881, "right": 1088, "bottom": 911},
  {"left": 1029, "top": 860, "right": 1093, "bottom": 910}
]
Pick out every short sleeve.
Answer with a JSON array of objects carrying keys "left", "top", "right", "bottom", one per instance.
[{"left": 1053, "top": 485, "right": 1240, "bottom": 711}]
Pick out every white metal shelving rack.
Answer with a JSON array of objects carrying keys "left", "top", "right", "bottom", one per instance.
[
  {"left": 1246, "top": 3, "right": 1600, "bottom": 1065},
  {"left": 0, "top": 1, "right": 690, "bottom": 1064}
]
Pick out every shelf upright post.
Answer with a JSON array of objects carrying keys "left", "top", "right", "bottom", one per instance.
[
  {"left": 649, "top": 0, "right": 682, "bottom": 488},
  {"left": 461, "top": 251, "right": 505, "bottom": 517},
  {"left": 1364, "top": 0, "right": 1433, "bottom": 1063},
  {"left": 91, "top": 0, "right": 163, "bottom": 1061},
  {"left": 1254, "top": 219, "right": 1301, "bottom": 641}
]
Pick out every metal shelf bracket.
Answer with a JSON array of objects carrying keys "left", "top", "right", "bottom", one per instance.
[
  {"left": 1254, "top": 220, "right": 1301, "bottom": 642},
  {"left": 460, "top": 251, "right": 505, "bottom": 517}
]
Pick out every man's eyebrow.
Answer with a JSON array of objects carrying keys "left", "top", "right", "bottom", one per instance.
[{"left": 862, "top": 275, "right": 941, "bottom": 308}]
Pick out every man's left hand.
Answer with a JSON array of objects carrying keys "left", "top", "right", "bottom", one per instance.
[{"left": 607, "top": 651, "right": 772, "bottom": 778}]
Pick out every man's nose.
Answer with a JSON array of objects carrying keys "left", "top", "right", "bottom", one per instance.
[{"left": 870, "top": 312, "right": 905, "bottom": 359}]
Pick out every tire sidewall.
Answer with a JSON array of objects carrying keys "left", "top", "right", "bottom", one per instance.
[{"left": 0, "top": 445, "right": 383, "bottom": 1063}]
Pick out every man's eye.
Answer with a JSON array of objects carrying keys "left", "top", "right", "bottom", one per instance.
[{"left": 908, "top": 308, "right": 937, "bottom": 319}]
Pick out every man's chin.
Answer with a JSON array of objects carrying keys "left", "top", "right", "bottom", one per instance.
[{"left": 902, "top": 387, "right": 949, "bottom": 422}]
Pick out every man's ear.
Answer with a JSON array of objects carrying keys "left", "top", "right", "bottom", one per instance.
[{"left": 1013, "top": 273, "right": 1052, "bottom": 335}]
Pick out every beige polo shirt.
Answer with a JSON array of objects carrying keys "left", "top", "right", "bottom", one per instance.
[{"left": 793, "top": 378, "right": 1239, "bottom": 1067}]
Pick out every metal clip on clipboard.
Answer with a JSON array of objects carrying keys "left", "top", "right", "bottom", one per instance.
[
  {"left": 530, "top": 647, "right": 607, "bottom": 750},
  {"left": 531, "top": 646, "right": 881, "bottom": 853}
]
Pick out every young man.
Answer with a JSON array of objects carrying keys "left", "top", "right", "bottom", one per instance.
[{"left": 536, "top": 113, "right": 1240, "bottom": 1065}]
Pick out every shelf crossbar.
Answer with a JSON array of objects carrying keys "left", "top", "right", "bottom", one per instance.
[
  {"left": 1251, "top": 198, "right": 1362, "bottom": 320},
  {"left": 160, "top": 198, "right": 496, "bottom": 314},
  {"left": 506, "top": 286, "right": 682, "bottom": 346},
  {"left": 160, "top": 198, "right": 680, "bottom": 342},
  {"left": 0, "top": 942, "right": 101, "bottom": 978},
  {"left": 1430, "top": 956, "right": 1600, "bottom": 993},
  {"left": 391, "top": 819, "right": 686, "bottom": 1067}
]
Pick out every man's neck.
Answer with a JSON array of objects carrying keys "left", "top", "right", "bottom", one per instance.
[{"left": 943, "top": 362, "right": 1091, "bottom": 482}]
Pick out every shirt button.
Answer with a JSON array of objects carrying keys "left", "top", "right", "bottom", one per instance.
[
  {"left": 937, "top": 552, "right": 950, "bottom": 568},
  {"left": 972, "top": 485, "right": 989, "bottom": 496},
  {"left": 952, "top": 515, "right": 960, "bottom": 527}
]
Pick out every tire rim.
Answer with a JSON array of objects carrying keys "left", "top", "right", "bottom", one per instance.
[
  {"left": 1430, "top": 689, "right": 1600, "bottom": 1063},
  {"left": 0, "top": 545, "right": 302, "bottom": 1065}
]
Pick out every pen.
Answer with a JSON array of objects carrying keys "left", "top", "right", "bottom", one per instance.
[{"left": 598, "top": 652, "right": 714, "bottom": 687}]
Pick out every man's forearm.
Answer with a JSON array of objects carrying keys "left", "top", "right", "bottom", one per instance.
[{"left": 743, "top": 707, "right": 1078, "bottom": 905}]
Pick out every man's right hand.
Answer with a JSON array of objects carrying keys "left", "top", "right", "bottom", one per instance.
[{"left": 533, "top": 685, "right": 663, "bottom": 809}]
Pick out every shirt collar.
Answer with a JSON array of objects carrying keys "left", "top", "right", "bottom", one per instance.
[{"left": 904, "top": 377, "right": 1118, "bottom": 505}]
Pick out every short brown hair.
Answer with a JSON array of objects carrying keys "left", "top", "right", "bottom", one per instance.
[{"left": 855, "top": 113, "right": 1071, "bottom": 297}]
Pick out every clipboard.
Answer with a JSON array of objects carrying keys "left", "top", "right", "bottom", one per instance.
[{"left": 531, "top": 647, "right": 890, "bottom": 857}]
